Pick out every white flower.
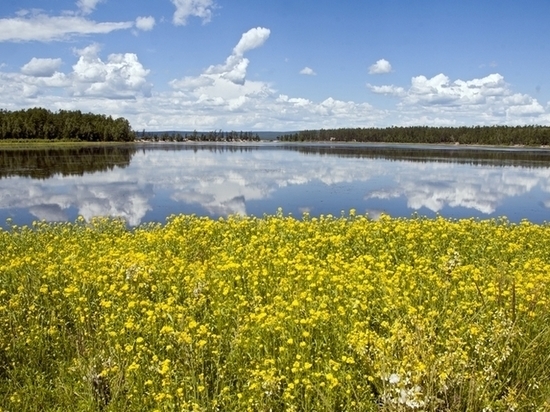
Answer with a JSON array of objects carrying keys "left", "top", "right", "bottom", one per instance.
[{"left": 388, "top": 373, "right": 401, "bottom": 384}]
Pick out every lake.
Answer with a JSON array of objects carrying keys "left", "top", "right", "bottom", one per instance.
[{"left": 2, "top": 142, "right": 550, "bottom": 227}]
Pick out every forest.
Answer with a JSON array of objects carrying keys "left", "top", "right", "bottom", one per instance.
[
  {"left": 277, "top": 125, "right": 550, "bottom": 146},
  {"left": 0, "top": 108, "right": 135, "bottom": 142}
]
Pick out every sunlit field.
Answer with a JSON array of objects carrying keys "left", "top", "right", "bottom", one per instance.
[{"left": 1, "top": 212, "right": 549, "bottom": 411}]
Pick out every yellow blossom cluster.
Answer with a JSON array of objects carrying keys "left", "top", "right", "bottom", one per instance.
[{"left": 1, "top": 212, "right": 550, "bottom": 411}]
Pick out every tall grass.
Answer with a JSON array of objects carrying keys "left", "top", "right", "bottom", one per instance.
[{"left": 1, "top": 212, "right": 549, "bottom": 411}]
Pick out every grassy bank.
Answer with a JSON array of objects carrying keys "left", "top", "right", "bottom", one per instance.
[{"left": 1, "top": 213, "right": 549, "bottom": 411}]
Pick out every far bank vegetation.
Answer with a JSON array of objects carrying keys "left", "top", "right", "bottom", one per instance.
[
  {"left": 137, "top": 130, "right": 261, "bottom": 143},
  {"left": 278, "top": 125, "right": 550, "bottom": 146}
]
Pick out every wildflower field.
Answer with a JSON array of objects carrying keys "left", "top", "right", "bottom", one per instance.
[{"left": 1, "top": 212, "right": 550, "bottom": 411}]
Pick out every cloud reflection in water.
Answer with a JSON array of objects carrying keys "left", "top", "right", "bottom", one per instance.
[{"left": 1, "top": 145, "right": 550, "bottom": 226}]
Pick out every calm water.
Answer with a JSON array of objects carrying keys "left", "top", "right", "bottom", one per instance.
[{"left": 2, "top": 142, "right": 550, "bottom": 227}]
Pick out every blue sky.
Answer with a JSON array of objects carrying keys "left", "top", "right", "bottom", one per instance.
[{"left": 1, "top": 0, "right": 549, "bottom": 131}]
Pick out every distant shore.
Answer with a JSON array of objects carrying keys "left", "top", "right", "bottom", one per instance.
[
  {"left": 2, "top": 139, "right": 550, "bottom": 152},
  {"left": 131, "top": 139, "right": 550, "bottom": 152}
]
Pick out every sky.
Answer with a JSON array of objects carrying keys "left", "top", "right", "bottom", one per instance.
[{"left": 1, "top": 0, "right": 549, "bottom": 131}]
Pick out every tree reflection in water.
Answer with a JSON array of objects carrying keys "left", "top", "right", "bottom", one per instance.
[{"left": 0, "top": 145, "right": 136, "bottom": 179}]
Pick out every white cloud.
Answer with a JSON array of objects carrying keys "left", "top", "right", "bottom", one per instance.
[
  {"left": 171, "top": 0, "right": 216, "bottom": 26},
  {"left": 300, "top": 67, "right": 316, "bottom": 76},
  {"left": 1, "top": 59, "right": 548, "bottom": 130},
  {"left": 196, "top": 27, "right": 270, "bottom": 86},
  {"left": 71, "top": 44, "right": 104, "bottom": 82},
  {"left": 205, "top": 54, "right": 251, "bottom": 86},
  {"left": 76, "top": 0, "right": 105, "bottom": 15},
  {"left": 0, "top": 15, "right": 548, "bottom": 132},
  {"left": 369, "top": 59, "right": 392, "bottom": 74},
  {"left": 135, "top": 16, "right": 155, "bottom": 31},
  {"left": 505, "top": 101, "right": 545, "bottom": 117},
  {"left": 233, "top": 27, "right": 271, "bottom": 56},
  {"left": 403, "top": 73, "right": 508, "bottom": 105},
  {"left": 71, "top": 44, "right": 152, "bottom": 98},
  {"left": 171, "top": 26, "right": 270, "bottom": 91},
  {"left": 0, "top": 70, "right": 71, "bottom": 99},
  {"left": 161, "top": 27, "right": 385, "bottom": 131},
  {"left": 0, "top": 43, "right": 152, "bottom": 102},
  {"left": 367, "top": 84, "right": 406, "bottom": 96},
  {"left": 169, "top": 75, "right": 215, "bottom": 91},
  {"left": 0, "top": 12, "right": 133, "bottom": 42},
  {"left": 280, "top": 96, "right": 311, "bottom": 107},
  {"left": 369, "top": 72, "right": 548, "bottom": 125},
  {"left": 21, "top": 58, "right": 63, "bottom": 77}
]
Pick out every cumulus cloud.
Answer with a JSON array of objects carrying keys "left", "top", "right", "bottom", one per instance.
[
  {"left": 2, "top": 59, "right": 548, "bottom": 130},
  {"left": 144, "top": 81, "right": 381, "bottom": 131},
  {"left": 0, "top": 14, "right": 548, "bottom": 132},
  {"left": 21, "top": 58, "right": 63, "bottom": 77},
  {"left": 197, "top": 27, "right": 270, "bottom": 85},
  {"left": 171, "top": 27, "right": 270, "bottom": 90},
  {"left": 71, "top": 44, "right": 152, "bottom": 98},
  {"left": 205, "top": 54, "right": 251, "bottom": 85},
  {"left": 159, "top": 26, "right": 388, "bottom": 130},
  {"left": 300, "top": 67, "right": 316, "bottom": 76},
  {"left": 505, "top": 101, "right": 545, "bottom": 117},
  {"left": 369, "top": 59, "right": 392, "bottom": 74},
  {"left": 0, "top": 12, "right": 133, "bottom": 42},
  {"left": 233, "top": 27, "right": 271, "bottom": 56},
  {"left": 135, "top": 16, "right": 155, "bottom": 31},
  {"left": 171, "top": 0, "right": 216, "bottom": 25},
  {"left": 0, "top": 43, "right": 151, "bottom": 102},
  {"left": 405, "top": 73, "right": 508, "bottom": 105},
  {"left": 369, "top": 72, "right": 547, "bottom": 125},
  {"left": 0, "top": 69, "right": 70, "bottom": 99}
]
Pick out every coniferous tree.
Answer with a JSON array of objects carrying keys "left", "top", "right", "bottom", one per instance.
[{"left": 0, "top": 108, "right": 135, "bottom": 142}]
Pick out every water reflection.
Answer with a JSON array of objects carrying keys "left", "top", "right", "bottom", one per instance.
[
  {"left": 366, "top": 165, "right": 543, "bottom": 214},
  {"left": 134, "top": 143, "right": 550, "bottom": 167},
  {"left": 1, "top": 143, "right": 550, "bottom": 226},
  {"left": 0, "top": 145, "right": 136, "bottom": 179}
]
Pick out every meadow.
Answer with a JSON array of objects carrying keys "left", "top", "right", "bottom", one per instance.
[{"left": 1, "top": 211, "right": 549, "bottom": 411}]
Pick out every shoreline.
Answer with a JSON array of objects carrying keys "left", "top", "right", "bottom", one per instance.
[
  {"left": 131, "top": 139, "right": 550, "bottom": 152},
  {"left": 2, "top": 139, "right": 550, "bottom": 152},
  {"left": 0, "top": 140, "right": 135, "bottom": 149}
]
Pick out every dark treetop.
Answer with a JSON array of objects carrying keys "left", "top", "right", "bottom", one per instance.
[{"left": 0, "top": 107, "right": 134, "bottom": 142}]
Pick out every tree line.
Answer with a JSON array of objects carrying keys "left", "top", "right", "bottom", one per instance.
[
  {"left": 137, "top": 130, "right": 261, "bottom": 142},
  {"left": 0, "top": 108, "right": 134, "bottom": 142},
  {"left": 277, "top": 126, "right": 550, "bottom": 146}
]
